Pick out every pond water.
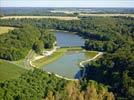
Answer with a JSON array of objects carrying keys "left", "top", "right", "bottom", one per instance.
[
  {"left": 55, "top": 31, "right": 85, "bottom": 47},
  {"left": 42, "top": 31, "right": 86, "bottom": 79},
  {"left": 42, "top": 52, "right": 87, "bottom": 79}
]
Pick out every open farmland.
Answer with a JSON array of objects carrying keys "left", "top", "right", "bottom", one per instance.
[
  {"left": 0, "top": 16, "right": 79, "bottom": 20},
  {"left": 79, "top": 13, "right": 134, "bottom": 17},
  {"left": 0, "top": 26, "right": 15, "bottom": 35}
]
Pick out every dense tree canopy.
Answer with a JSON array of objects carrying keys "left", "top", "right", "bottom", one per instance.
[
  {"left": 0, "top": 25, "right": 40, "bottom": 60},
  {"left": 0, "top": 69, "right": 114, "bottom": 100},
  {"left": 0, "top": 25, "right": 56, "bottom": 60}
]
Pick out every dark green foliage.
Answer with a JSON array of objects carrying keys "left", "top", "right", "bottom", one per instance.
[
  {"left": 84, "top": 45, "right": 134, "bottom": 99},
  {"left": 0, "top": 16, "right": 133, "bottom": 42},
  {"left": 0, "top": 25, "right": 56, "bottom": 60},
  {"left": 84, "top": 40, "right": 117, "bottom": 52},
  {"left": 0, "top": 69, "right": 66, "bottom": 99},
  {"left": 33, "top": 40, "right": 44, "bottom": 54},
  {"left": 0, "top": 25, "right": 40, "bottom": 60},
  {"left": 40, "top": 30, "right": 56, "bottom": 49},
  {"left": 0, "top": 69, "right": 114, "bottom": 100}
]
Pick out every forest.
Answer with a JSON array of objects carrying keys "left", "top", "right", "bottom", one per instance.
[
  {"left": 0, "top": 25, "right": 55, "bottom": 60},
  {"left": 0, "top": 69, "right": 114, "bottom": 100},
  {"left": 0, "top": 16, "right": 133, "bottom": 99}
]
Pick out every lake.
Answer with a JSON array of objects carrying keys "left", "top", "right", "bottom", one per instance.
[
  {"left": 55, "top": 31, "right": 85, "bottom": 47},
  {"left": 42, "top": 31, "right": 86, "bottom": 79},
  {"left": 42, "top": 52, "right": 87, "bottom": 79}
]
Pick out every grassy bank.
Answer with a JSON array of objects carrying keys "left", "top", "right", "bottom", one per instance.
[
  {"left": 62, "top": 46, "right": 83, "bottom": 51},
  {"left": 32, "top": 48, "right": 67, "bottom": 67},
  {"left": 10, "top": 59, "right": 25, "bottom": 68},
  {"left": 85, "top": 51, "right": 98, "bottom": 58},
  {"left": 0, "top": 59, "right": 26, "bottom": 81},
  {"left": 32, "top": 47, "right": 99, "bottom": 68},
  {"left": 10, "top": 50, "right": 36, "bottom": 69}
]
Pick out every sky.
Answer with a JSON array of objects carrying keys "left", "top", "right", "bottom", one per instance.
[{"left": 0, "top": 0, "right": 134, "bottom": 7}]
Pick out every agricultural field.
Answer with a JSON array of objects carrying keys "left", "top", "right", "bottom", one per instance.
[
  {"left": 79, "top": 13, "right": 134, "bottom": 17},
  {"left": 0, "top": 59, "right": 26, "bottom": 81},
  {"left": 0, "top": 16, "right": 79, "bottom": 20},
  {"left": 0, "top": 26, "right": 15, "bottom": 35}
]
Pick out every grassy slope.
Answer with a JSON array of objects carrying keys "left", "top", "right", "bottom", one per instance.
[
  {"left": 32, "top": 48, "right": 67, "bottom": 67},
  {"left": 0, "top": 59, "right": 26, "bottom": 81},
  {"left": 0, "top": 26, "right": 14, "bottom": 35},
  {"left": 85, "top": 51, "right": 98, "bottom": 58}
]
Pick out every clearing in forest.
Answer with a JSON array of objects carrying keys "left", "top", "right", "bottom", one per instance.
[{"left": 0, "top": 26, "right": 15, "bottom": 35}]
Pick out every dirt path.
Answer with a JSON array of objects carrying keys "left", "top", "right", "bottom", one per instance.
[{"left": 79, "top": 52, "right": 103, "bottom": 68}]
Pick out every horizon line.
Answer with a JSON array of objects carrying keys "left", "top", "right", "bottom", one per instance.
[{"left": 1, "top": 7, "right": 134, "bottom": 8}]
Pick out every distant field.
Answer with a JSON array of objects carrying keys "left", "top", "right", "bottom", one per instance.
[
  {"left": 1, "top": 14, "right": 133, "bottom": 21},
  {"left": 0, "top": 26, "right": 14, "bottom": 35},
  {"left": 79, "top": 14, "right": 134, "bottom": 17},
  {"left": 0, "top": 59, "right": 26, "bottom": 81},
  {"left": 0, "top": 16, "right": 79, "bottom": 20}
]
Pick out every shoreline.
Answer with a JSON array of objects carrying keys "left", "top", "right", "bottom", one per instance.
[
  {"left": 30, "top": 46, "right": 59, "bottom": 68},
  {"left": 47, "top": 71, "right": 78, "bottom": 81},
  {"left": 44, "top": 51, "right": 103, "bottom": 81},
  {"left": 79, "top": 52, "right": 103, "bottom": 78},
  {"left": 29, "top": 48, "right": 102, "bottom": 81},
  {"left": 79, "top": 52, "right": 103, "bottom": 68}
]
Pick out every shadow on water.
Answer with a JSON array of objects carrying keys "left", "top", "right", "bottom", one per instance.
[{"left": 74, "top": 69, "right": 83, "bottom": 79}]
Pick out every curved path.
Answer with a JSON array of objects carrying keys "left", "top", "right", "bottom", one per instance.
[
  {"left": 79, "top": 52, "right": 103, "bottom": 68},
  {"left": 51, "top": 52, "right": 103, "bottom": 81},
  {"left": 79, "top": 52, "right": 103, "bottom": 78}
]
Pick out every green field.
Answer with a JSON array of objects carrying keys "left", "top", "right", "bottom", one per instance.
[
  {"left": 0, "top": 26, "right": 15, "bottom": 35},
  {"left": 0, "top": 59, "right": 26, "bottom": 81}
]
